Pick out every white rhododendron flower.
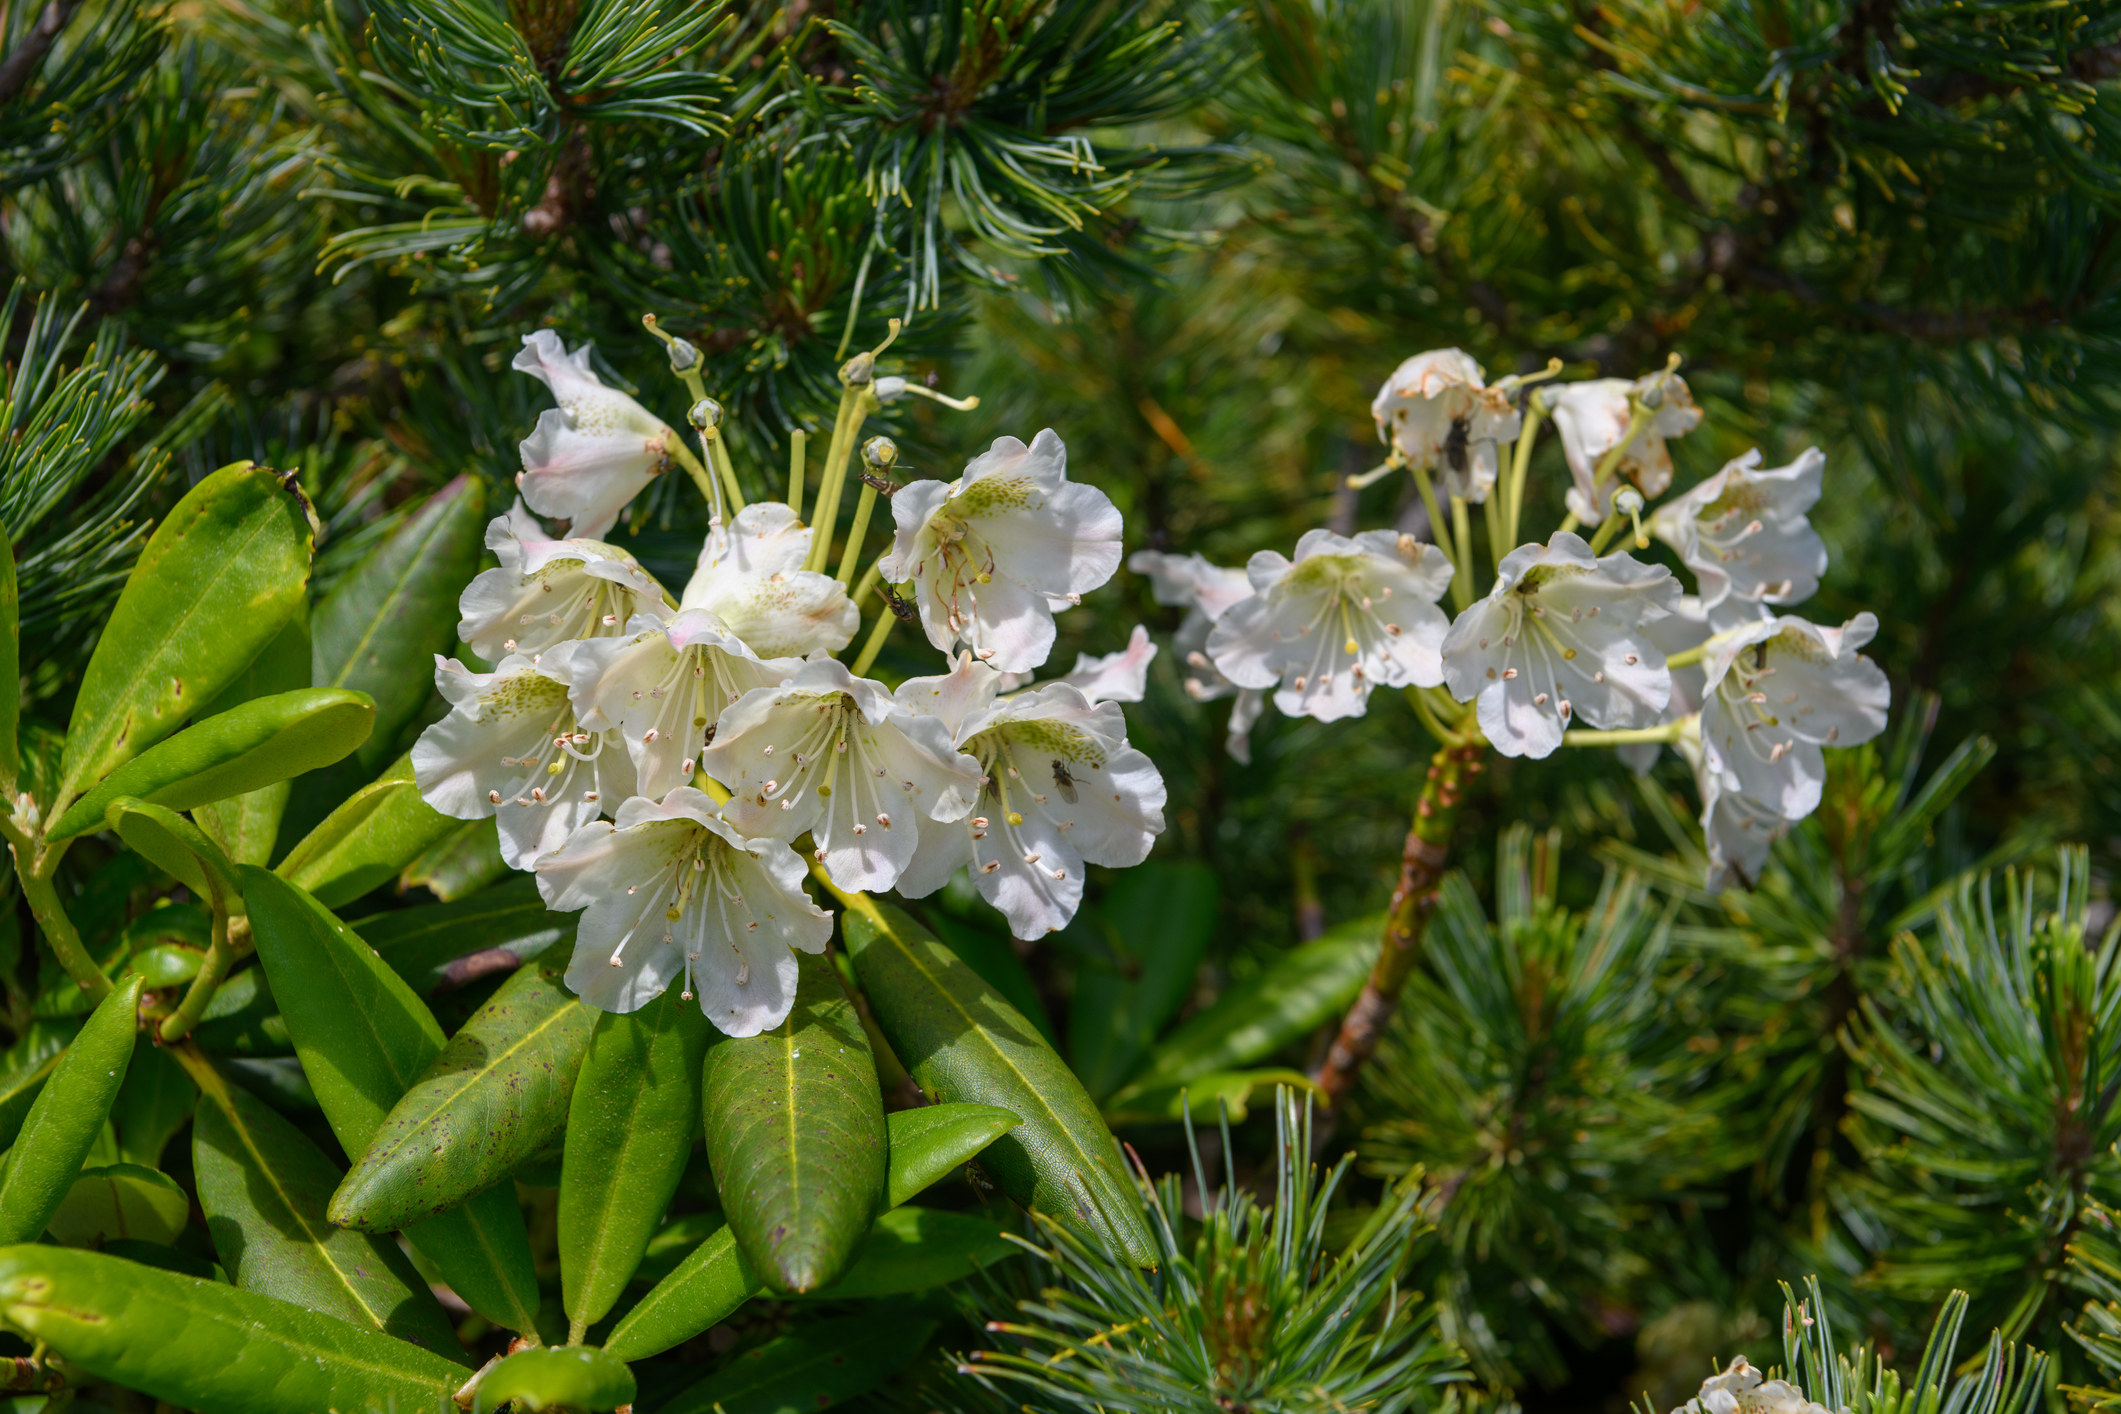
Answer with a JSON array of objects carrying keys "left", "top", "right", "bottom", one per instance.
[
  {"left": 879, "top": 429, "right": 1122, "bottom": 673},
  {"left": 679, "top": 501, "right": 858, "bottom": 659},
  {"left": 894, "top": 656, "right": 1166, "bottom": 939},
  {"left": 1055, "top": 625, "right": 1157, "bottom": 704},
  {"left": 703, "top": 658, "right": 984, "bottom": 892},
  {"left": 1441, "top": 533, "right": 1680, "bottom": 759},
  {"left": 1131, "top": 550, "right": 1266, "bottom": 761},
  {"left": 1368, "top": 348, "right": 1523, "bottom": 501},
  {"left": 1617, "top": 595, "right": 1710, "bottom": 775},
  {"left": 1699, "top": 611, "right": 1891, "bottom": 819},
  {"left": 514, "top": 331, "right": 676, "bottom": 539},
  {"left": 1650, "top": 447, "right": 1829, "bottom": 631},
  {"left": 567, "top": 611, "right": 802, "bottom": 799},
  {"left": 1208, "top": 529, "right": 1453, "bottom": 723},
  {"left": 457, "top": 505, "right": 672, "bottom": 662},
  {"left": 1673, "top": 1357, "right": 1833, "bottom": 1414},
  {"left": 1549, "top": 367, "right": 1703, "bottom": 522},
  {"left": 534, "top": 789, "right": 831, "bottom": 1037},
  {"left": 413, "top": 650, "right": 637, "bottom": 869}
]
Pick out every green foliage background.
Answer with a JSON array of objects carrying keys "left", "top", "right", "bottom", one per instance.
[{"left": 4, "top": 0, "right": 2121, "bottom": 1409}]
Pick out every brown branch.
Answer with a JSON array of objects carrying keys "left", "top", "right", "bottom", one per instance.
[
  {"left": 1311, "top": 739, "right": 1483, "bottom": 1107},
  {"left": 0, "top": 0, "right": 81, "bottom": 107}
]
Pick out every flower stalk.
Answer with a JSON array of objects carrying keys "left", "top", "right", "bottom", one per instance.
[
  {"left": 1312, "top": 732, "right": 1483, "bottom": 1106},
  {"left": 158, "top": 910, "right": 248, "bottom": 1043}
]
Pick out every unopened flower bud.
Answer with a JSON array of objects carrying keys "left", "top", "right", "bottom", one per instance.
[
  {"left": 840, "top": 350, "right": 875, "bottom": 387},
  {"left": 861, "top": 435, "right": 899, "bottom": 470},
  {"left": 667, "top": 337, "right": 700, "bottom": 373},
  {"left": 689, "top": 397, "right": 722, "bottom": 431},
  {"left": 875, "top": 375, "right": 908, "bottom": 402}
]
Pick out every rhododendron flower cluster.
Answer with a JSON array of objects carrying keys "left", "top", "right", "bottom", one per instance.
[
  {"left": 1131, "top": 345, "right": 1888, "bottom": 892},
  {"left": 413, "top": 326, "right": 1165, "bottom": 1036}
]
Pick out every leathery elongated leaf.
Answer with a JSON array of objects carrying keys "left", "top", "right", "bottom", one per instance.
[
  {"left": 0, "top": 975, "right": 143, "bottom": 1244},
  {"left": 353, "top": 874, "right": 572, "bottom": 996},
  {"left": 0, "top": 1245, "right": 465, "bottom": 1414},
  {"left": 331, "top": 962, "right": 593, "bottom": 1232},
  {"left": 112, "top": 1042, "right": 196, "bottom": 1167},
  {"left": 473, "top": 1345, "right": 635, "bottom": 1414},
  {"left": 840, "top": 896, "right": 1153, "bottom": 1265},
  {"left": 275, "top": 752, "right": 458, "bottom": 908},
  {"left": 559, "top": 986, "right": 710, "bottom": 1331},
  {"left": 660, "top": 1312, "right": 934, "bottom": 1414},
  {"left": 45, "top": 1164, "right": 189, "bottom": 1246},
  {"left": 603, "top": 1102, "right": 1018, "bottom": 1362},
  {"left": 1110, "top": 916, "right": 1380, "bottom": 1100},
  {"left": 805, "top": 1206, "right": 1016, "bottom": 1299},
  {"left": 0, "top": 1019, "right": 77, "bottom": 1150},
  {"left": 58, "top": 462, "right": 313, "bottom": 809},
  {"left": 240, "top": 867, "right": 540, "bottom": 1331},
  {"left": 1067, "top": 861, "right": 1218, "bottom": 1098},
  {"left": 49, "top": 688, "right": 374, "bottom": 841},
  {"left": 704, "top": 948, "right": 887, "bottom": 1294},
  {"left": 314, "top": 475, "right": 487, "bottom": 774},
  {"left": 194, "top": 603, "right": 312, "bottom": 866},
  {"left": 105, "top": 799, "right": 242, "bottom": 911},
  {"left": 177, "top": 1046, "right": 466, "bottom": 1360}
]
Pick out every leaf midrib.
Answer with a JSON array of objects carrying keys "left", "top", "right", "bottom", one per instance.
[
  {"left": 321, "top": 496, "right": 452, "bottom": 692},
  {"left": 65, "top": 492, "right": 294, "bottom": 801},
  {"left": 199, "top": 1070, "right": 398, "bottom": 1333},
  {"left": 367, "top": 986, "right": 579, "bottom": 1173}
]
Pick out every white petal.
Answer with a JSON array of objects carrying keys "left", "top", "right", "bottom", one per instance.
[
  {"left": 1060, "top": 625, "right": 1157, "bottom": 704},
  {"left": 893, "top": 653, "right": 1004, "bottom": 741},
  {"left": 1127, "top": 551, "right": 1252, "bottom": 620},
  {"left": 680, "top": 503, "right": 857, "bottom": 658},
  {"left": 458, "top": 516, "right": 671, "bottom": 661}
]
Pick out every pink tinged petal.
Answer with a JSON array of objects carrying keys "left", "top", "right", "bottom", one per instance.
[
  {"left": 1128, "top": 551, "right": 1254, "bottom": 621},
  {"left": 1062, "top": 625, "right": 1158, "bottom": 704},
  {"left": 1225, "top": 689, "right": 1265, "bottom": 764},
  {"left": 893, "top": 654, "right": 1005, "bottom": 741}
]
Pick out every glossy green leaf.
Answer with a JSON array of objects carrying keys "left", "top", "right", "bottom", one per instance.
[
  {"left": 0, "top": 975, "right": 143, "bottom": 1245},
  {"left": 186, "top": 1051, "right": 466, "bottom": 1360},
  {"left": 0, "top": 525, "right": 18, "bottom": 794},
  {"left": 930, "top": 913, "right": 1056, "bottom": 1045},
  {"left": 881, "top": 1101, "right": 1022, "bottom": 1206},
  {"left": 1112, "top": 916, "right": 1380, "bottom": 1098},
  {"left": 225, "top": 1056, "right": 321, "bottom": 1115},
  {"left": 603, "top": 1102, "right": 1016, "bottom": 1362},
  {"left": 57, "top": 462, "right": 313, "bottom": 809},
  {"left": 660, "top": 1313, "right": 934, "bottom": 1414},
  {"left": 0, "top": 1244, "right": 465, "bottom": 1414},
  {"left": 50, "top": 688, "right": 375, "bottom": 842},
  {"left": 239, "top": 867, "right": 541, "bottom": 1331},
  {"left": 45, "top": 1163, "right": 189, "bottom": 1246},
  {"left": 634, "top": 1211, "right": 725, "bottom": 1287},
  {"left": 315, "top": 475, "right": 487, "bottom": 773},
  {"left": 1101, "top": 1067, "right": 1316, "bottom": 1127},
  {"left": 473, "top": 1345, "right": 634, "bottom": 1414},
  {"left": 806, "top": 1206, "right": 1015, "bottom": 1299},
  {"left": 841, "top": 897, "right": 1153, "bottom": 1266},
  {"left": 132, "top": 943, "right": 208, "bottom": 986},
  {"left": 560, "top": 987, "right": 709, "bottom": 1330},
  {"left": 353, "top": 874, "right": 572, "bottom": 995},
  {"left": 332, "top": 962, "right": 593, "bottom": 1232},
  {"left": 703, "top": 948, "right": 886, "bottom": 1294},
  {"left": 1066, "top": 862, "right": 1218, "bottom": 1099},
  {"left": 604, "top": 1223, "right": 759, "bottom": 1363},
  {"left": 113, "top": 1042, "right": 197, "bottom": 1166},
  {"left": 0, "top": 1019, "right": 75, "bottom": 1150},
  {"left": 194, "top": 602, "right": 312, "bottom": 866},
  {"left": 276, "top": 752, "right": 458, "bottom": 908},
  {"left": 190, "top": 967, "right": 292, "bottom": 1057},
  {"left": 401, "top": 816, "right": 509, "bottom": 901},
  {"left": 104, "top": 797, "right": 242, "bottom": 910}
]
